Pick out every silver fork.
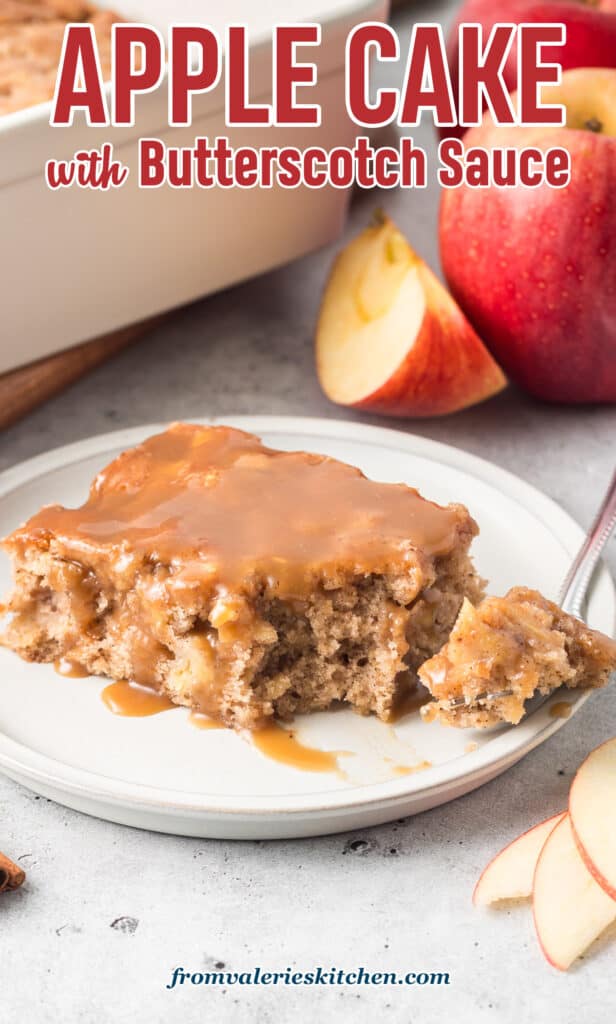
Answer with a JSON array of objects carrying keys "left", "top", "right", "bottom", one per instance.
[{"left": 441, "top": 468, "right": 616, "bottom": 711}]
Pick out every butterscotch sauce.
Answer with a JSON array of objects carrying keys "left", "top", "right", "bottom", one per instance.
[
  {"left": 549, "top": 701, "right": 572, "bottom": 719},
  {"left": 12, "top": 424, "right": 464, "bottom": 600},
  {"left": 189, "top": 711, "right": 226, "bottom": 730},
  {"left": 252, "top": 723, "right": 347, "bottom": 774},
  {"left": 101, "top": 680, "right": 177, "bottom": 717},
  {"left": 54, "top": 657, "right": 89, "bottom": 678},
  {"left": 98, "top": 681, "right": 344, "bottom": 773}
]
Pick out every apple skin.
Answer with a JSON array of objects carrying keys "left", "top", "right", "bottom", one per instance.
[
  {"left": 532, "top": 813, "right": 616, "bottom": 971},
  {"left": 440, "top": 69, "right": 616, "bottom": 403},
  {"left": 316, "top": 215, "right": 506, "bottom": 418},
  {"left": 348, "top": 259, "right": 507, "bottom": 417},
  {"left": 444, "top": 0, "right": 616, "bottom": 139},
  {"left": 569, "top": 737, "right": 616, "bottom": 900},
  {"left": 473, "top": 812, "right": 564, "bottom": 906}
]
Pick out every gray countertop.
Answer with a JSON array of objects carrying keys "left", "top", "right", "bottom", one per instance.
[{"left": 2, "top": 2, "right": 616, "bottom": 1021}]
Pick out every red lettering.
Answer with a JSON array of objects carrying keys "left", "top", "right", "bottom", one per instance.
[
  {"left": 400, "top": 138, "right": 427, "bottom": 187},
  {"left": 212, "top": 136, "right": 234, "bottom": 186},
  {"left": 169, "top": 27, "right": 220, "bottom": 125},
  {"left": 234, "top": 149, "right": 259, "bottom": 187},
  {"left": 51, "top": 25, "right": 108, "bottom": 125},
  {"left": 227, "top": 27, "right": 271, "bottom": 125},
  {"left": 274, "top": 149, "right": 297, "bottom": 187},
  {"left": 354, "top": 136, "right": 374, "bottom": 188},
  {"left": 459, "top": 25, "right": 516, "bottom": 127},
  {"left": 194, "top": 138, "right": 214, "bottom": 187},
  {"left": 275, "top": 25, "right": 320, "bottom": 125},
  {"left": 518, "top": 148, "right": 543, "bottom": 187},
  {"left": 140, "top": 139, "right": 166, "bottom": 187},
  {"left": 492, "top": 148, "right": 516, "bottom": 186},
  {"left": 113, "top": 25, "right": 164, "bottom": 125},
  {"left": 545, "top": 147, "right": 570, "bottom": 187},
  {"left": 303, "top": 148, "right": 327, "bottom": 187},
  {"left": 438, "top": 138, "right": 464, "bottom": 187},
  {"left": 45, "top": 159, "right": 77, "bottom": 188},
  {"left": 261, "top": 148, "right": 279, "bottom": 188},
  {"left": 374, "top": 148, "right": 399, "bottom": 188},
  {"left": 74, "top": 143, "right": 128, "bottom": 188},
  {"left": 346, "top": 23, "right": 398, "bottom": 126},
  {"left": 519, "top": 25, "right": 565, "bottom": 125},
  {"left": 329, "top": 147, "right": 354, "bottom": 187},
  {"left": 167, "top": 148, "right": 193, "bottom": 187},
  {"left": 46, "top": 144, "right": 128, "bottom": 189},
  {"left": 465, "top": 148, "right": 489, "bottom": 187},
  {"left": 400, "top": 26, "right": 455, "bottom": 126}
]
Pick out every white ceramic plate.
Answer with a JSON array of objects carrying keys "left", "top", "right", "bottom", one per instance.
[{"left": 0, "top": 417, "right": 613, "bottom": 839}]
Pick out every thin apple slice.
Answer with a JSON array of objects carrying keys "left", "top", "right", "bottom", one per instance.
[
  {"left": 473, "top": 813, "right": 564, "bottom": 906},
  {"left": 316, "top": 214, "right": 506, "bottom": 418},
  {"left": 570, "top": 737, "right": 616, "bottom": 899},
  {"left": 533, "top": 814, "right": 616, "bottom": 971}
]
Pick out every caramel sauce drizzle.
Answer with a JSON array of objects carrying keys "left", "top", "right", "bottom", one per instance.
[
  {"left": 101, "top": 680, "right": 177, "bottom": 717},
  {"left": 97, "top": 685, "right": 435, "bottom": 779},
  {"left": 252, "top": 723, "right": 348, "bottom": 774},
  {"left": 14, "top": 424, "right": 463, "bottom": 601},
  {"left": 98, "top": 687, "right": 349, "bottom": 772}
]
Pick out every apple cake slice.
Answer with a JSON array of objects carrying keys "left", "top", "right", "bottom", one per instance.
[
  {"left": 419, "top": 587, "right": 616, "bottom": 728},
  {"left": 1, "top": 423, "right": 484, "bottom": 730}
]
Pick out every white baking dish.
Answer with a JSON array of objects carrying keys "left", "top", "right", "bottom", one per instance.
[{"left": 0, "top": 0, "right": 387, "bottom": 375}]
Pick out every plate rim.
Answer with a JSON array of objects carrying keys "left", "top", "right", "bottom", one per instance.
[{"left": 0, "top": 414, "right": 613, "bottom": 819}]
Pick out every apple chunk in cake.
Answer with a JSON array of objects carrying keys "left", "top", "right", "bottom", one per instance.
[
  {"left": 1, "top": 423, "right": 483, "bottom": 730},
  {"left": 419, "top": 587, "right": 616, "bottom": 728}
]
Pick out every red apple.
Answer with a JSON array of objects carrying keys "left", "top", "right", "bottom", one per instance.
[
  {"left": 444, "top": 0, "right": 616, "bottom": 139},
  {"left": 439, "top": 67, "right": 616, "bottom": 403},
  {"left": 316, "top": 214, "right": 506, "bottom": 417}
]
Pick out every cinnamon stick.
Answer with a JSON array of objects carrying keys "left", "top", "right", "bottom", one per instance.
[{"left": 0, "top": 852, "right": 26, "bottom": 893}]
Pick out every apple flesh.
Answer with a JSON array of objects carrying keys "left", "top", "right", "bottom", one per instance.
[
  {"left": 440, "top": 68, "right": 616, "bottom": 403},
  {"left": 316, "top": 215, "right": 506, "bottom": 417},
  {"left": 533, "top": 814, "right": 616, "bottom": 971},
  {"left": 444, "top": 0, "right": 616, "bottom": 139},
  {"left": 570, "top": 737, "right": 616, "bottom": 900},
  {"left": 473, "top": 813, "right": 564, "bottom": 906}
]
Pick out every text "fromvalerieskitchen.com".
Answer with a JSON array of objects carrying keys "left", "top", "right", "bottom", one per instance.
[{"left": 166, "top": 966, "right": 451, "bottom": 989}]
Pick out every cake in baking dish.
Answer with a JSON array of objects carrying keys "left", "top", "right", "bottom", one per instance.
[
  {"left": 0, "top": 1, "right": 120, "bottom": 117},
  {"left": 1, "top": 423, "right": 484, "bottom": 730}
]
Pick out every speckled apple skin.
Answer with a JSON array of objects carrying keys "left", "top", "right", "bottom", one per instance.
[{"left": 440, "top": 124, "right": 616, "bottom": 403}]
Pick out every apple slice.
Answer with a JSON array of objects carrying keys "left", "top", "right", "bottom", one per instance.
[
  {"left": 316, "top": 214, "right": 506, "bottom": 417},
  {"left": 570, "top": 737, "right": 616, "bottom": 899},
  {"left": 533, "top": 814, "right": 616, "bottom": 971},
  {"left": 473, "top": 813, "right": 564, "bottom": 906}
]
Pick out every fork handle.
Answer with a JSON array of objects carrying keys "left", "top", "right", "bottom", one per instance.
[{"left": 558, "top": 469, "right": 616, "bottom": 620}]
